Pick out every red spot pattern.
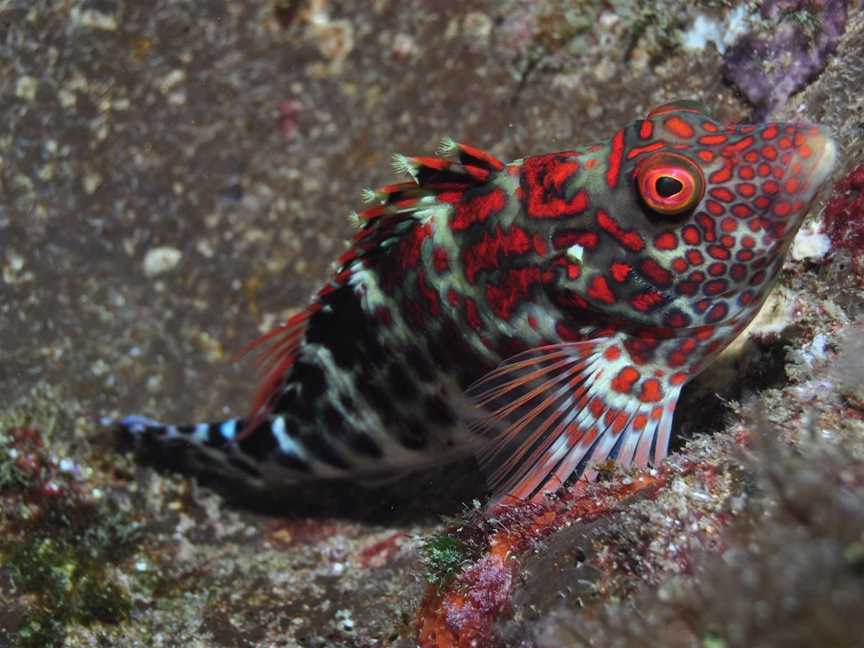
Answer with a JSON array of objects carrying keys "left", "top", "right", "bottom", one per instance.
[
  {"left": 639, "top": 258, "right": 672, "bottom": 287},
  {"left": 552, "top": 230, "right": 599, "bottom": 250},
  {"left": 596, "top": 210, "right": 645, "bottom": 252},
  {"left": 485, "top": 267, "right": 545, "bottom": 320},
  {"left": 612, "top": 366, "right": 640, "bottom": 394},
  {"left": 444, "top": 187, "right": 507, "bottom": 231},
  {"left": 607, "top": 130, "right": 625, "bottom": 188},
  {"left": 432, "top": 246, "right": 449, "bottom": 272},
  {"left": 464, "top": 225, "right": 532, "bottom": 283},
  {"left": 639, "top": 378, "right": 663, "bottom": 402},
  {"left": 630, "top": 289, "right": 665, "bottom": 313},
  {"left": 416, "top": 272, "right": 440, "bottom": 316},
  {"left": 521, "top": 153, "right": 589, "bottom": 219},
  {"left": 610, "top": 262, "right": 631, "bottom": 282},
  {"left": 464, "top": 297, "right": 482, "bottom": 330},
  {"left": 654, "top": 232, "right": 678, "bottom": 250},
  {"left": 399, "top": 222, "right": 432, "bottom": 269},
  {"left": 587, "top": 275, "right": 616, "bottom": 305},
  {"left": 663, "top": 116, "right": 695, "bottom": 139}
]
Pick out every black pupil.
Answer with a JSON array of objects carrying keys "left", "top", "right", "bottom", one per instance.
[{"left": 656, "top": 176, "right": 683, "bottom": 198}]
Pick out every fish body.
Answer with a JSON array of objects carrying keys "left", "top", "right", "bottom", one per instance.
[{"left": 114, "top": 100, "right": 836, "bottom": 506}]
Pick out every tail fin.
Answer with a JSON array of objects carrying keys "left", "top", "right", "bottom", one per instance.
[{"left": 107, "top": 415, "right": 271, "bottom": 485}]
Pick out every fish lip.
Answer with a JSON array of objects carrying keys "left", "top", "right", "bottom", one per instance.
[{"left": 762, "top": 125, "right": 838, "bottom": 238}]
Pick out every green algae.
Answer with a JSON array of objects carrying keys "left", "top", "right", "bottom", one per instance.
[
  {"left": 0, "top": 388, "right": 141, "bottom": 648},
  {"left": 420, "top": 534, "right": 466, "bottom": 587}
]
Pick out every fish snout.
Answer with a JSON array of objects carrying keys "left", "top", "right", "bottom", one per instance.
[{"left": 766, "top": 124, "right": 838, "bottom": 241}]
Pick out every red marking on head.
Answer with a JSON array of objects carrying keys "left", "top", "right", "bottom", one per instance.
[
  {"left": 521, "top": 153, "right": 589, "bottom": 219},
  {"left": 772, "top": 201, "right": 792, "bottom": 217},
  {"left": 639, "top": 378, "right": 663, "bottom": 403},
  {"left": 626, "top": 141, "right": 666, "bottom": 160},
  {"left": 587, "top": 274, "right": 616, "bottom": 305},
  {"left": 710, "top": 187, "right": 735, "bottom": 203},
  {"left": 705, "top": 302, "right": 728, "bottom": 323},
  {"left": 607, "top": 130, "right": 625, "bottom": 188},
  {"left": 702, "top": 121, "right": 719, "bottom": 133},
  {"left": 762, "top": 125, "right": 778, "bottom": 140},
  {"left": 697, "top": 213, "right": 716, "bottom": 241},
  {"left": 639, "top": 120, "right": 653, "bottom": 139},
  {"left": 682, "top": 226, "right": 701, "bottom": 246},
  {"left": 697, "top": 150, "right": 714, "bottom": 162},
  {"left": 731, "top": 204, "right": 752, "bottom": 218},
  {"left": 612, "top": 366, "right": 640, "bottom": 394},
  {"left": 704, "top": 278, "right": 728, "bottom": 295},
  {"left": 567, "top": 263, "right": 581, "bottom": 280},
  {"left": 699, "top": 134, "right": 727, "bottom": 145},
  {"left": 552, "top": 230, "right": 599, "bottom": 250},
  {"left": 585, "top": 158, "right": 598, "bottom": 169},
  {"left": 610, "top": 262, "right": 631, "bottom": 283},
  {"left": 654, "top": 231, "right": 678, "bottom": 250},
  {"left": 706, "top": 200, "right": 725, "bottom": 216},
  {"left": 639, "top": 258, "right": 672, "bottom": 287},
  {"left": 710, "top": 161, "right": 734, "bottom": 183},
  {"left": 664, "top": 309, "right": 690, "bottom": 327},
  {"left": 464, "top": 225, "right": 532, "bottom": 283},
  {"left": 720, "top": 217, "right": 737, "bottom": 233},
  {"left": 761, "top": 145, "right": 777, "bottom": 161},
  {"left": 596, "top": 210, "right": 645, "bottom": 252},
  {"left": 738, "top": 166, "right": 755, "bottom": 180},
  {"left": 445, "top": 187, "right": 506, "bottom": 231},
  {"left": 723, "top": 136, "right": 755, "bottom": 154},
  {"left": 485, "top": 267, "right": 544, "bottom": 320},
  {"left": 631, "top": 289, "right": 665, "bottom": 312},
  {"left": 707, "top": 245, "right": 730, "bottom": 260},
  {"left": 736, "top": 183, "right": 756, "bottom": 198}
]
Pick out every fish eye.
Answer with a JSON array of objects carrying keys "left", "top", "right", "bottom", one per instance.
[{"left": 636, "top": 153, "right": 704, "bottom": 215}]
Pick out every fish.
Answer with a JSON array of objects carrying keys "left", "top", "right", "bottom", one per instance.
[{"left": 109, "top": 100, "right": 837, "bottom": 508}]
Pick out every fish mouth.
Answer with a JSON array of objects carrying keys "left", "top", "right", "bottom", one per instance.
[{"left": 767, "top": 125, "right": 838, "bottom": 241}]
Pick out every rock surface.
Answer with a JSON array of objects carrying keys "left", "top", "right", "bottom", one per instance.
[{"left": 2, "top": 1, "right": 863, "bottom": 647}]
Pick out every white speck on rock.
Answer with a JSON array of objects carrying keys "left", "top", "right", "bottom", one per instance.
[
  {"left": 143, "top": 246, "right": 182, "bottom": 277},
  {"left": 681, "top": 5, "right": 752, "bottom": 54},
  {"left": 71, "top": 7, "right": 118, "bottom": 31},
  {"left": 791, "top": 221, "right": 832, "bottom": 261},
  {"left": 15, "top": 76, "right": 38, "bottom": 101}
]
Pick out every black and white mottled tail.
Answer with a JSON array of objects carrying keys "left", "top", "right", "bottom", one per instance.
[{"left": 106, "top": 414, "right": 314, "bottom": 487}]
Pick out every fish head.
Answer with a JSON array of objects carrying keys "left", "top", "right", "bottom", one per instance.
[{"left": 546, "top": 99, "right": 837, "bottom": 334}]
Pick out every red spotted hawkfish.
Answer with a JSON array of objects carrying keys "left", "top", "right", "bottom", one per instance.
[{"left": 110, "top": 100, "right": 836, "bottom": 508}]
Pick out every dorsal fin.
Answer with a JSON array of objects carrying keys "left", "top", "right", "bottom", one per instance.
[{"left": 239, "top": 140, "right": 504, "bottom": 427}]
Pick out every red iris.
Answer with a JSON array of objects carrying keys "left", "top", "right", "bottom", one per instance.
[{"left": 636, "top": 153, "right": 704, "bottom": 215}]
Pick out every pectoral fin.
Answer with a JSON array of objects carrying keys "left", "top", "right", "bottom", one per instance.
[{"left": 466, "top": 337, "right": 684, "bottom": 507}]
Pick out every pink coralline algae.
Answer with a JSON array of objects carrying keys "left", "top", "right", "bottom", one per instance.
[
  {"left": 723, "top": 0, "right": 849, "bottom": 118},
  {"left": 823, "top": 163, "right": 864, "bottom": 271}
]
